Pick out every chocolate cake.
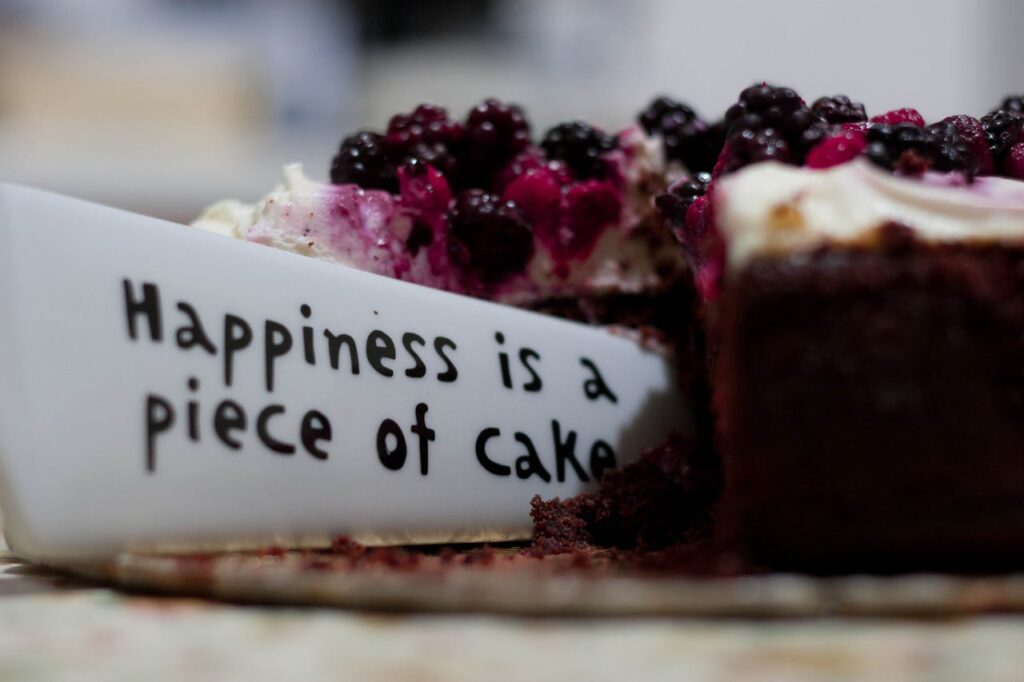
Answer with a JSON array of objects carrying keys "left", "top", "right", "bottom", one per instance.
[{"left": 665, "top": 86, "right": 1024, "bottom": 571}]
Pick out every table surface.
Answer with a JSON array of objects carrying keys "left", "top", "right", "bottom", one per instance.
[{"left": 3, "top": 548, "right": 1024, "bottom": 682}]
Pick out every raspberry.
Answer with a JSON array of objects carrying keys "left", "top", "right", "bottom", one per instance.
[
  {"left": 329, "top": 131, "right": 397, "bottom": 192},
  {"left": 870, "top": 108, "right": 925, "bottom": 127},
  {"left": 719, "top": 83, "right": 825, "bottom": 173},
  {"left": 493, "top": 148, "right": 572, "bottom": 192},
  {"left": 463, "top": 98, "right": 532, "bottom": 181},
  {"left": 811, "top": 95, "right": 867, "bottom": 124},
  {"left": 386, "top": 104, "right": 465, "bottom": 184},
  {"left": 929, "top": 115, "right": 993, "bottom": 176},
  {"left": 981, "top": 109, "right": 1024, "bottom": 168},
  {"left": 541, "top": 121, "right": 618, "bottom": 180},
  {"left": 1006, "top": 144, "right": 1024, "bottom": 180},
  {"left": 1000, "top": 95, "right": 1024, "bottom": 114},
  {"left": 502, "top": 167, "right": 562, "bottom": 244},
  {"left": 654, "top": 172, "right": 711, "bottom": 230},
  {"left": 805, "top": 128, "right": 867, "bottom": 169},
  {"left": 447, "top": 191, "right": 534, "bottom": 283},
  {"left": 559, "top": 180, "right": 622, "bottom": 260}
]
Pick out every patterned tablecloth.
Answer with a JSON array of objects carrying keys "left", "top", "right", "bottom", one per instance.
[{"left": 3, "top": 547, "right": 1024, "bottom": 682}]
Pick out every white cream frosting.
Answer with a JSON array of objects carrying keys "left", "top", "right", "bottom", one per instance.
[{"left": 716, "top": 160, "right": 1024, "bottom": 270}]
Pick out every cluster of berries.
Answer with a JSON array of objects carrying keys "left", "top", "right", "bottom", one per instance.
[{"left": 330, "top": 100, "right": 626, "bottom": 284}]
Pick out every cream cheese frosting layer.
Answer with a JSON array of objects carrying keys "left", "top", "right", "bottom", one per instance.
[{"left": 715, "top": 160, "right": 1024, "bottom": 271}]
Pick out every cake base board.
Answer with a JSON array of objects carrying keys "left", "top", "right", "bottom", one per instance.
[{"left": 54, "top": 546, "right": 1024, "bottom": 618}]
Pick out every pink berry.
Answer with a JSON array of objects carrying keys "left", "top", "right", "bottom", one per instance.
[
  {"left": 559, "top": 181, "right": 622, "bottom": 260},
  {"left": 870, "top": 108, "right": 925, "bottom": 127},
  {"left": 502, "top": 167, "right": 562, "bottom": 246},
  {"left": 806, "top": 129, "right": 867, "bottom": 169},
  {"left": 1006, "top": 143, "right": 1024, "bottom": 180}
]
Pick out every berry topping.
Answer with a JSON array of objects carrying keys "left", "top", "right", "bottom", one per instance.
[
  {"left": 929, "top": 115, "right": 993, "bottom": 176},
  {"left": 447, "top": 191, "right": 534, "bottom": 283},
  {"left": 1006, "top": 144, "right": 1024, "bottom": 180},
  {"left": 493, "top": 148, "right": 572, "bottom": 192},
  {"left": 811, "top": 95, "right": 868, "bottom": 124},
  {"left": 386, "top": 104, "right": 465, "bottom": 184},
  {"left": 865, "top": 123, "right": 952, "bottom": 175},
  {"left": 329, "top": 131, "right": 397, "bottom": 191},
  {"left": 870, "top": 108, "right": 925, "bottom": 127},
  {"left": 981, "top": 109, "right": 1024, "bottom": 167},
  {"left": 463, "top": 98, "right": 532, "bottom": 181},
  {"left": 637, "top": 96, "right": 723, "bottom": 173},
  {"left": 502, "top": 167, "right": 562, "bottom": 240},
  {"left": 1000, "top": 95, "right": 1024, "bottom": 114},
  {"left": 558, "top": 180, "right": 622, "bottom": 260},
  {"left": 654, "top": 172, "right": 711, "bottom": 230},
  {"left": 718, "top": 83, "right": 826, "bottom": 173},
  {"left": 806, "top": 128, "right": 867, "bottom": 169},
  {"left": 541, "top": 121, "right": 618, "bottom": 180}
]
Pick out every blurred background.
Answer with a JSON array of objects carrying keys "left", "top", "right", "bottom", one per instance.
[{"left": 0, "top": 0, "right": 1021, "bottom": 223}]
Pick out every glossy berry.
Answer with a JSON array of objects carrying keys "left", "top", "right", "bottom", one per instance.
[
  {"left": 654, "top": 172, "right": 711, "bottom": 229},
  {"left": 502, "top": 167, "right": 562, "bottom": 241},
  {"left": 329, "top": 131, "right": 397, "bottom": 191},
  {"left": 541, "top": 121, "right": 617, "bottom": 180},
  {"left": 1006, "top": 144, "right": 1024, "bottom": 180},
  {"left": 463, "top": 99, "right": 532, "bottom": 179},
  {"left": 870, "top": 108, "right": 925, "bottom": 127},
  {"left": 1000, "top": 95, "right": 1024, "bottom": 114},
  {"left": 560, "top": 180, "right": 622, "bottom": 260},
  {"left": 386, "top": 104, "right": 465, "bottom": 183},
  {"left": 865, "top": 123, "right": 945, "bottom": 175},
  {"left": 717, "top": 127, "right": 792, "bottom": 175},
  {"left": 447, "top": 191, "right": 534, "bottom": 283},
  {"left": 494, "top": 148, "right": 572, "bottom": 191},
  {"left": 929, "top": 115, "right": 993, "bottom": 176},
  {"left": 805, "top": 128, "right": 867, "bottom": 169},
  {"left": 811, "top": 95, "right": 867, "bottom": 124},
  {"left": 638, "top": 96, "right": 722, "bottom": 173},
  {"left": 981, "top": 109, "right": 1024, "bottom": 167},
  {"left": 720, "top": 83, "right": 825, "bottom": 172}
]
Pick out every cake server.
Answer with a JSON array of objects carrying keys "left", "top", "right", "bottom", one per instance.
[{"left": 0, "top": 183, "right": 690, "bottom": 562}]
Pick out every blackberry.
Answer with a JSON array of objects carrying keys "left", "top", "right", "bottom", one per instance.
[
  {"left": 999, "top": 95, "right": 1024, "bottom": 114},
  {"left": 386, "top": 104, "right": 465, "bottom": 183},
  {"left": 654, "top": 172, "right": 711, "bottom": 229},
  {"left": 811, "top": 95, "right": 867, "bottom": 124},
  {"left": 329, "top": 131, "right": 397, "bottom": 191},
  {"left": 718, "top": 127, "right": 792, "bottom": 175},
  {"left": 447, "top": 191, "right": 534, "bottom": 283},
  {"left": 719, "top": 83, "right": 826, "bottom": 172},
  {"left": 865, "top": 123, "right": 946, "bottom": 175},
  {"left": 637, "top": 96, "right": 722, "bottom": 173},
  {"left": 981, "top": 109, "right": 1024, "bottom": 166},
  {"left": 540, "top": 121, "right": 618, "bottom": 180},
  {"left": 463, "top": 98, "right": 532, "bottom": 180}
]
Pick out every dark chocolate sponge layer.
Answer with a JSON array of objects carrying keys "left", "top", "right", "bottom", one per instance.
[{"left": 715, "top": 227, "right": 1024, "bottom": 571}]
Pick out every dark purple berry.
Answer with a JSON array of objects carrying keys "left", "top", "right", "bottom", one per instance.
[
  {"left": 463, "top": 98, "right": 532, "bottom": 182},
  {"left": 981, "top": 109, "right": 1024, "bottom": 166},
  {"left": 540, "top": 121, "right": 617, "bottom": 180},
  {"left": 811, "top": 95, "right": 867, "bottom": 124},
  {"left": 447, "top": 191, "right": 534, "bottom": 283},
  {"left": 718, "top": 127, "right": 792, "bottom": 175},
  {"left": 718, "top": 83, "right": 825, "bottom": 173},
  {"left": 655, "top": 172, "right": 711, "bottom": 229},
  {"left": 865, "top": 123, "right": 946, "bottom": 175},
  {"left": 329, "top": 131, "right": 397, "bottom": 191},
  {"left": 386, "top": 104, "right": 465, "bottom": 183},
  {"left": 999, "top": 95, "right": 1024, "bottom": 114},
  {"left": 637, "top": 96, "right": 723, "bottom": 173}
]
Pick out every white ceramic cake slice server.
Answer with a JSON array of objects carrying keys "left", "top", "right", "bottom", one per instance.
[{"left": 0, "top": 183, "right": 690, "bottom": 563}]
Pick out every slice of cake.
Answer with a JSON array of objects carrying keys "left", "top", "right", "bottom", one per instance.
[
  {"left": 193, "top": 100, "right": 690, "bottom": 340},
  {"left": 664, "top": 85, "right": 1024, "bottom": 571}
]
